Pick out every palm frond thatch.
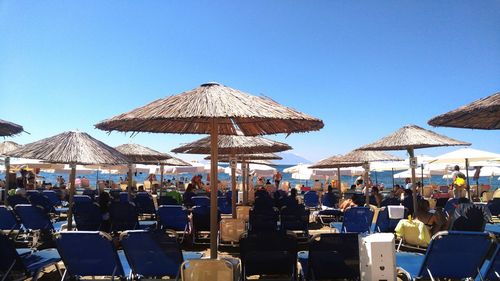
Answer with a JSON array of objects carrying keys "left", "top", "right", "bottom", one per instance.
[
  {"left": 95, "top": 82, "right": 324, "bottom": 135},
  {"left": 358, "top": 125, "right": 471, "bottom": 151},
  {"left": 0, "top": 119, "right": 24, "bottom": 137},
  {"left": 0, "top": 141, "right": 22, "bottom": 156},
  {"left": 205, "top": 153, "right": 282, "bottom": 161},
  {"left": 115, "top": 143, "right": 172, "bottom": 164},
  {"left": 428, "top": 92, "right": 500, "bottom": 130},
  {"left": 310, "top": 150, "right": 401, "bottom": 169},
  {"left": 5, "top": 131, "right": 129, "bottom": 165},
  {"left": 143, "top": 156, "right": 192, "bottom": 166},
  {"left": 171, "top": 135, "right": 292, "bottom": 155}
]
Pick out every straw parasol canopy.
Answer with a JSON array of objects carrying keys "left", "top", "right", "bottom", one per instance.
[
  {"left": 172, "top": 135, "right": 292, "bottom": 155},
  {"left": 205, "top": 153, "right": 282, "bottom": 161},
  {"left": 0, "top": 119, "right": 24, "bottom": 137},
  {"left": 115, "top": 143, "right": 173, "bottom": 163},
  {"left": 358, "top": 124, "right": 470, "bottom": 212},
  {"left": 6, "top": 131, "right": 128, "bottom": 230},
  {"left": 95, "top": 82, "right": 323, "bottom": 135},
  {"left": 7, "top": 131, "right": 129, "bottom": 165},
  {"left": 95, "top": 82, "right": 323, "bottom": 259},
  {"left": 311, "top": 150, "right": 402, "bottom": 204},
  {"left": 157, "top": 156, "right": 191, "bottom": 166},
  {"left": 0, "top": 141, "right": 22, "bottom": 156},
  {"left": 428, "top": 92, "right": 500, "bottom": 130}
]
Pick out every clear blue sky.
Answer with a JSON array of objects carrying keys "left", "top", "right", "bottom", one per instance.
[{"left": 1, "top": 1, "right": 499, "bottom": 162}]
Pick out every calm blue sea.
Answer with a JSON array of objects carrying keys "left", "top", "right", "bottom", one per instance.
[{"left": 2, "top": 164, "right": 498, "bottom": 189}]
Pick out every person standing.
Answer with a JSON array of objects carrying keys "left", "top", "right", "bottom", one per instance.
[
  {"left": 273, "top": 171, "right": 282, "bottom": 189},
  {"left": 451, "top": 165, "right": 466, "bottom": 199}
]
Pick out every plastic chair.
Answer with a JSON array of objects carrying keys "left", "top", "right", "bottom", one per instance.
[
  {"left": 0, "top": 233, "right": 61, "bottom": 281},
  {"left": 396, "top": 231, "right": 495, "bottom": 280},
  {"left": 55, "top": 231, "right": 130, "bottom": 280},
  {"left": 157, "top": 205, "right": 189, "bottom": 241},
  {"left": 300, "top": 233, "right": 360, "bottom": 280},
  {"left": 181, "top": 259, "right": 234, "bottom": 281},
  {"left": 219, "top": 218, "right": 246, "bottom": 246},
  {"left": 240, "top": 231, "right": 298, "bottom": 281},
  {"left": 192, "top": 196, "right": 210, "bottom": 207},
  {"left": 73, "top": 201, "right": 102, "bottom": 231},
  {"left": 120, "top": 230, "right": 203, "bottom": 279},
  {"left": 303, "top": 191, "right": 319, "bottom": 209},
  {"left": 331, "top": 207, "right": 374, "bottom": 233}
]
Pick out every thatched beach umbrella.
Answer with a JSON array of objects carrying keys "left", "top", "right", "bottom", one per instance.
[
  {"left": 358, "top": 125, "right": 470, "bottom": 212},
  {"left": 0, "top": 119, "right": 24, "bottom": 137},
  {"left": 428, "top": 92, "right": 500, "bottom": 130},
  {"left": 0, "top": 141, "right": 22, "bottom": 204},
  {"left": 173, "top": 135, "right": 292, "bottom": 218},
  {"left": 311, "top": 150, "right": 402, "bottom": 204},
  {"left": 95, "top": 82, "right": 323, "bottom": 258},
  {"left": 115, "top": 143, "right": 173, "bottom": 196},
  {"left": 146, "top": 156, "right": 191, "bottom": 189},
  {"left": 205, "top": 153, "right": 282, "bottom": 161},
  {"left": 6, "top": 131, "right": 129, "bottom": 229}
]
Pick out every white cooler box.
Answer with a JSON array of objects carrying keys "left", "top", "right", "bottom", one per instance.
[{"left": 359, "top": 233, "right": 396, "bottom": 281}]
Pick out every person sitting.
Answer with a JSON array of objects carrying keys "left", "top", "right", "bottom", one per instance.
[
  {"left": 321, "top": 185, "right": 338, "bottom": 208},
  {"left": 380, "top": 191, "right": 401, "bottom": 207},
  {"left": 369, "top": 186, "right": 382, "bottom": 207},
  {"left": 81, "top": 176, "right": 90, "bottom": 188},
  {"left": 415, "top": 199, "right": 447, "bottom": 235},
  {"left": 182, "top": 184, "right": 196, "bottom": 208},
  {"left": 401, "top": 189, "right": 415, "bottom": 216},
  {"left": 280, "top": 188, "right": 299, "bottom": 209}
]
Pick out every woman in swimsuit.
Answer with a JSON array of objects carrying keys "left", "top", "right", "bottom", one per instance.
[{"left": 416, "top": 199, "right": 447, "bottom": 235}]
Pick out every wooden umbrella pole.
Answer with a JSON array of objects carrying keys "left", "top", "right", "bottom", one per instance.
[
  {"left": 408, "top": 147, "right": 418, "bottom": 215},
  {"left": 363, "top": 163, "right": 370, "bottom": 206},
  {"left": 242, "top": 159, "right": 247, "bottom": 204},
  {"left": 4, "top": 157, "right": 10, "bottom": 205},
  {"left": 391, "top": 168, "right": 395, "bottom": 189},
  {"left": 246, "top": 162, "right": 250, "bottom": 203},
  {"left": 160, "top": 163, "right": 164, "bottom": 188},
  {"left": 67, "top": 163, "right": 77, "bottom": 230},
  {"left": 230, "top": 153, "right": 237, "bottom": 218},
  {"left": 337, "top": 166, "right": 341, "bottom": 195},
  {"left": 465, "top": 158, "right": 470, "bottom": 199},
  {"left": 209, "top": 120, "right": 219, "bottom": 259},
  {"left": 127, "top": 163, "right": 133, "bottom": 201}
]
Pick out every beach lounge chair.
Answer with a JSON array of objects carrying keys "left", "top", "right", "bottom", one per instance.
[
  {"left": 375, "top": 206, "right": 406, "bottom": 233},
  {"left": 280, "top": 205, "right": 310, "bottom": 239},
  {"left": 444, "top": 198, "right": 459, "bottom": 216},
  {"left": 181, "top": 259, "right": 235, "bottom": 281},
  {"left": 0, "top": 233, "right": 62, "bottom": 281},
  {"left": 303, "top": 191, "right": 319, "bottom": 209},
  {"left": 191, "top": 205, "right": 220, "bottom": 244},
  {"left": 133, "top": 192, "right": 156, "bottom": 218},
  {"left": 15, "top": 204, "right": 65, "bottom": 233},
  {"left": 236, "top": 205, "right": 251, "bottom": 222},
  {"left": 82, "top": 189, "right": 96, "bottom": 200},
  {"left": 249, "top": 205, "right": 279, "bottom": 232},
  {"left": 27, "top": 192, "right": 56, "bottom": 214},
  {"left": 487, "top": 198, "right": 500, "bottom": 217},
  {"left": 239, "top": 231, "right": 298, "bottom": 281},
  {"left": 73, "top": 195, "right": 93, "bottom": 203},
  {"left": 120, "top": 230, "right": 203, "bottom": 279},
  {"left": 157, "top": 205, "right": 189, "bottom": 241},
  {"left": 7, "top": 195, "right": 30, "bottom": 208},
  {"left": 298, "top": 233, "right": 360, "bottom": 280},
  {"left": 479, "top": 244, "right": 500, "bottom": 281},
  {"left": 0, "top": 206, "right": 21, "bottom": 236},
  {"left": 55, "top": 231, "right": 130, "bottom": 280},
  {"left": 396, "top": 231, "right": 495, "bottom": 280},
  {"left": 73, "top": 200, "right": 102, "bottom": 231},
  {"left": 192, "top": 196, "right": 210, "bottom": 207},
  {"left": 219, "top": 218, "right": 246, "bottom": 247},
  {"left": 331, "top": 207, "right": 374, "bottom": 233},
  {"left": 41, "top": 190, "right": 62, "bottom": 207},
  {"left": 109, "top": 201, "right": 156, "bottom": 232},
  {"left": 218, "top": 196, "right": 232, "bottom": 215},
  {"left": 394, "top": 218, "right": 431, "bottom": 252}
]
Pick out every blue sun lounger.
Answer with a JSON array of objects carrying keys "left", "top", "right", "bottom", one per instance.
[
  {"left": 0, "top": 233, "right": 61, "bottom": 281},
  {"left": 55, "top": 231, "right": 131, "bottom": 280},
  {"left": 331, "top": 207, "right": 373, "bottom": 233},
  {"left": 0, "top": 206, "right": 21, "bottom": 235},
  {"left": 15, "top": 204, "right": 66, "bottom": 233},
  {"left": 396, "top": 231, "right": 495, "bottom": 280},
  {"left": 120, "top": 230, "right": 203, "bottom": 279}
]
